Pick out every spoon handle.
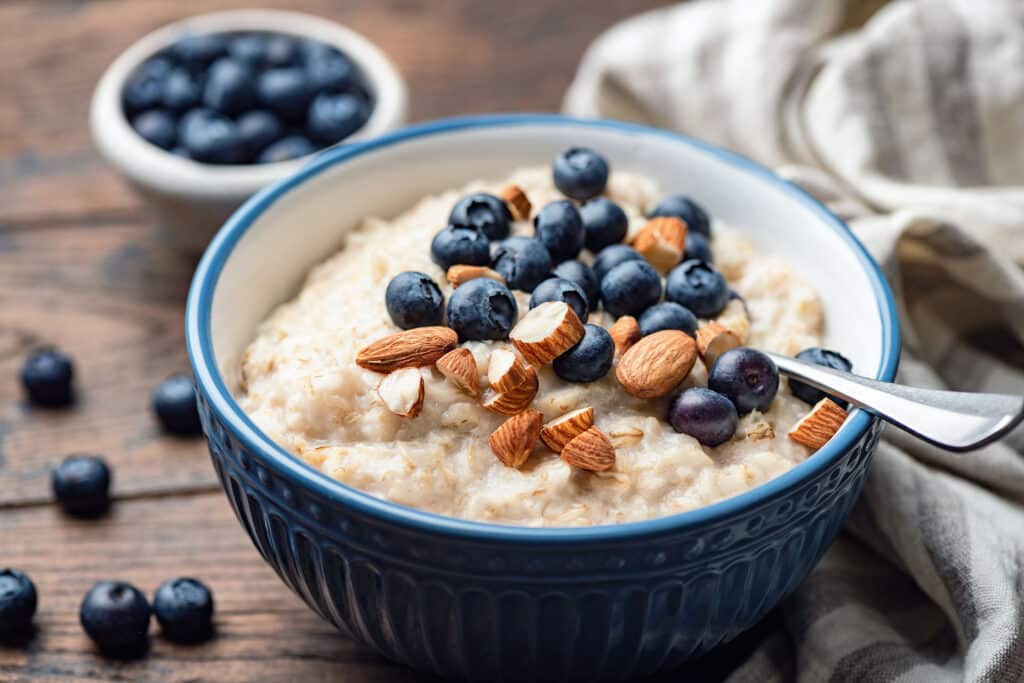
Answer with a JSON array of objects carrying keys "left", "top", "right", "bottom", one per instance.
[{"left": 766, "top": 352, "right": 1024, "bottom": 452}]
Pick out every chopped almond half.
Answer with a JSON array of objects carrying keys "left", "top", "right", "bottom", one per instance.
[
  {"left": 609, "top": 315, "right": 642, "bottom": 355},
  {"left": 500, "top": 184, "right": 532, "bottom": 221},
  {"left": 487, "top": 348, "right": 532, "bottom": 392},
  {"left": 446, "top": 265, "right": 505, "bottom": 288},
  {"left": 356, "top": 327, "right": 458, "bottom": 373},
  {"left": 633, "top": 217, "right": 687, "bottom": 274},
  {"left": 489, "top": 409, "right": 543, "bottom": 468},
  {"left": 436, "top": 348, "right": 479, "bottom": 397},
  {"left": 376, "top": 367, "right": 424, "bottom": 417},
  {"left": 540, "top": 406, "right": 595, "bottom": 452},
  {"left": 696, "top": 322, "right": 742, "bottom": 369},
  {"left": 616, "top": 330, "right": 697, "bottom": 398},
  {"left": 788, "top": 398, "right": 847, "bottom": 450},
  {"left": 480, "top": 366, "right": 538, "bottom": 415},
  {"left": 561, "top": 426, "right": 615, "bottom": 472},
  {"left": 510, "top": 301, "right": 585, "bottom": 366}
]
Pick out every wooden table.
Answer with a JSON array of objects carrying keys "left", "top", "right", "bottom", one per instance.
[{"left": 0, "top": 1, "right": 775, "bottom": 680}]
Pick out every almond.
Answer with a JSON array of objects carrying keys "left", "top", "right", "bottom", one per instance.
[
  {"left": 616, "top": 330, "right": 697, "bottom": 398},
  {"left": 608, "top": 315, "right": 642, "bottom": 355},
  {"left": 540, "top": 406, "right": 595, "bottom": 452},
  {"left": 696, "top": 322, "right": 741, "bottom": 369},
  {"left": 500, "top": 184, "right": 532, "bottom": 221},
  {"left": 561, "top": 426, "right": 615, "bottom": 472},
  {"left": 446, "top": 264, "right": 505, "bottom": 288},
  {"left": 788, "top": 398, "right": 848, "bottom": 450},
  {"left": 481, "top": 365, "right": 538, "bottom": 415},
  {"left": 436, "top": 348, "right": 479, "bottom": 397},
  {"left": 356, "top": 326, "right": 458, "bottom": 373},
  {"left": 510, "top": 301, "right": 585, "bottom": 366},
  {"left": 487, "top": 348, "right": 532, "bottom": 392},
  {"left": 376, "top": 367, "right": 424, "bottom": 417},
  {"left": 633, "top": 217, "right": 686, "bottom": 273},
  {"left": 488, "top": 409, "right": 543, "bottom": 468}
]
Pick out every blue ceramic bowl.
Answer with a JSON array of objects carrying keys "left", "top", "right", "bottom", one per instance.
[{"left": 186, "top": 115, "right": 900, "bottom": 681}]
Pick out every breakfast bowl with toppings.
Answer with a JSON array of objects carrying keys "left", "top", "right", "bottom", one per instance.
[{"left": 187, "top": 115, "right": 899, "bottom": 681}]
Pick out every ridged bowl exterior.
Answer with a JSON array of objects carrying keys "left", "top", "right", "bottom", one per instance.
[{"left": 199, "top": 390, "right": 882, "bottom": 682}]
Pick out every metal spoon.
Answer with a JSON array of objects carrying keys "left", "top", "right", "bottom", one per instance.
[{"left": 765, "top": 352, "right": 1024, "bottom": 452}]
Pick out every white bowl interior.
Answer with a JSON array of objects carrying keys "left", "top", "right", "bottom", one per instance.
[{"left": 208, "top": 122, "right": 888, "bottom": 392}]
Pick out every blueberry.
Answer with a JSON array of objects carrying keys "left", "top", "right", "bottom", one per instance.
[
  {"left": 446, "top": 278, "right": 518, "bottom": 342},
  {"left": 122, "top": 57, "right": 172, "bottom": 115},
  {"left": 305, "top": 44, "right": 357, "bottom": 92},
  {"left": 552, "top": 324, "right": 614, "bottom": 383},
  {"left": 648, "top": 195, "right": 711, "bottom": 238},
  {"left": 20, "top": 348, "right": 74, "bottom": 406},
  {"left": 667, "top": 388, "right": 738, "bottom": 446},
  {"left": 79, "top": 581, "right": 151, "bottom": 657},
  {"left": 600, "top": 260, "right": 662, "bottom": 318},
  {"left": 580, "top": 198, "right": 628, "bottom": 252},
  {"left": 639, "top": 302, "right": 698, "bottom": 336},
  {"left": 552, "top": 259, "right": 599, "bottom": 309},
  {"left": 257, "top": 68, "right": 312, "bottom": 122},
  {"left": 665, "top": 259, "right": 729, "bottom": 318},
  {"left": 265, "top": 34, "right": 300, "bottom": 66},
  {"left": 553, "top": 147, "right": 608, "bottom": 201},
  {"left": 449, "top": 193, "right": 511, "bottom": 241},
  {"left": 491, "top": 236, "right": 552, "bottom": 292},
  {"left": 171, "top": 147, "right": 191, "bottom": 159},
  {"left": 160, "top": 68, "right": 203, "bottom": 111},
  {"left": 258, "top": 135, "right": 316, "bottom": 164},
  {"left": 178, "top": 109, "right": 244, "bottom": 164},
  {"left": 153, "top": 577, "right": 214, "bottom": 644},
  {"left": 529, "top": 277, "right": 589, "bottom": 322},
  {"left": 237, "top": 110, "right": 284, "bottom": 157},
  {"left": 385, "top": 271, "right": 445, "bottom": 329},
  {"left": 52, "top": 455, "right": 111, "bottom": 517},
  {"left": 307, "top": 92, "right": 369, "bottom": 145},
  {"left": 790, "top": 347, "right": 853, "bottom": 408},
  {"left": 0, "top": 569, "right": 37, "bottom": 638},
  {"left": 228, "top": 34, "right": 269, "bottom": 66},
  {"left": 592, "top": 244, "right": 643, "bottom": 282},
  {"left": 171, "top": 34, "right": 229, "bottom": 67},
  {"left": 153, "top": 375, "right": 202, "bottom": 436},
  {"left": 202, "top": 58, "right": 256, "bottom": 116},
  {"left": 131, "top": 110, "right": 177, "bottom": 150},
  {"left": 430, "top": 227, "right": 491, "bottom": 269},
  {"left": 708, "top": 348, "right": 779, "bottom": 415},
  {"left": 534, "top": 200, "right": 585, "bottom": 263},
  {"left": 684, "top": 232, "right": 713, "bottom": 263}
]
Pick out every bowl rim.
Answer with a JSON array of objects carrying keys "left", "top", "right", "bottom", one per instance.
[
  {"left": 186, "top": 113, "right": 901, "bottom": 544},
  {"left": 90, "top": 8, "right": 408, "bottom": 199}
]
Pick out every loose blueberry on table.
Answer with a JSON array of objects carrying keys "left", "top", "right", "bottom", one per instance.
[
  {"left": 152, "top": 375, "right": 203, "bottom": 436},
  {"left": 20, "top": 347, "right": 75, "bottom": 406},
  {"left": 79, "top": 581, "right": 152, "bottom": 657},
  {"left": 52, "top": 454, "right": 112, "bottom": 517},
  {"left": 0, "top": 568, "right": 38, "bottom": 639},
  {"left": 153, "top": 577, "right": 215, "bottom": 644}
]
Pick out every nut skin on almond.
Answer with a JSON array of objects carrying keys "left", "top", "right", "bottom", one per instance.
[
  {"left": 608, "top": 315, "right": 642, "bottom": 355},
  {"left": 436, "top": 348, "right": 479, "bottom": 397},
  {"left": 446, "top": 265, "right": 505, "bottom": 288},
  {"left": 489, "top": 409, "right": 543, "bottom": 468},
  {"left": 633, "top": 217, "right": 687, "bottom": 274},
  {"left": 376, "top": 367, "right": 425, "bottom": 418},
  {"left": 540, "top": 406, "right": 595, "bottom": 452},
  {"left": 788, "top": 398, "right": 848, "bottom": 450},
  {"left": 560, "top": 426, "right": 616, "bottom": 472},
  {"left": 488, "top": 348, "right": 533, "bottom": 393},
  {"left": 616, "top": 330, "right": 697, "bottom": 398},
  {"left": 696, "top": 322, "right": 741, "bottom": 368},
  {"left": 510, "top": 301, "right": 585, "bottom": 367},
  {"left": 500, "top": 184, "right": 532, "bottom": 221},
  {"left": 481, "top": 365, "right": 539, "bottom": 415},
  {"left": 356, "top": 327, "right": 458, "bottom": 373}
]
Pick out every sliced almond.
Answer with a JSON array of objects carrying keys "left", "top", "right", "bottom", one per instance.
[
  {"left": 488, "top": 409, "right": 543, "bottom": 468},
  {"left": 696, "top": 322, "right": 742, "bottom": 369},
  {"left": 481, "top": 366, "right": 538, "bottom": 415},
  {"left": 616, "top": 330, "right": 697, "bottom": 398},
  {"left": 436, "top": 348, "right": 479, "bottom": 397},
  {"left": 356, "top": 326, "right": 458, "bottom": 373},
  {"left": 540, "top": 406, "right": 595, "bottom": 452},
  {"left": 561, "top": 426, "right": 615, "bottom": 472},
  {"left": 510, "top": 301, "right": 585, "bottom": 366},
  {"left": 446, "top": 264, "right": 505, "bottom": 288},
  {"left": 500, "top": 184, "right": 532, "bottom": 221},
  {"left": 632, "top": 217, "right": 686, "bottom": 274},
  {"left": 608, "top": 315, "right": 642, "bottom": 355},
  {"left": 487, "top": 348, "right": 532, "bottom": 392},
  {"left": 788, "top": 398, "right": 848, "bottom": 450},
  {"left": 376, "top": 367, "right": 424, "bottom": 417}
]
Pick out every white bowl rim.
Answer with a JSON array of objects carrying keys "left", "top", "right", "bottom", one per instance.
[
  {"left": 186, "top": 114, "right": 901, "bottom": 544},
  {"left": 90, "top": 8, "right": 408, "bottom": 200}
]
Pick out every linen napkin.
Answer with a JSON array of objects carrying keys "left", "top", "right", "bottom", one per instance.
[{"left": 565, "top": 1, "right": 1024, "bottom": 680}]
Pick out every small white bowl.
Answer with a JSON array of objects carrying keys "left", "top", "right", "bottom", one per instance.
[{"left": 91, "top": 9, "right": 407, "bottom": 252}]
